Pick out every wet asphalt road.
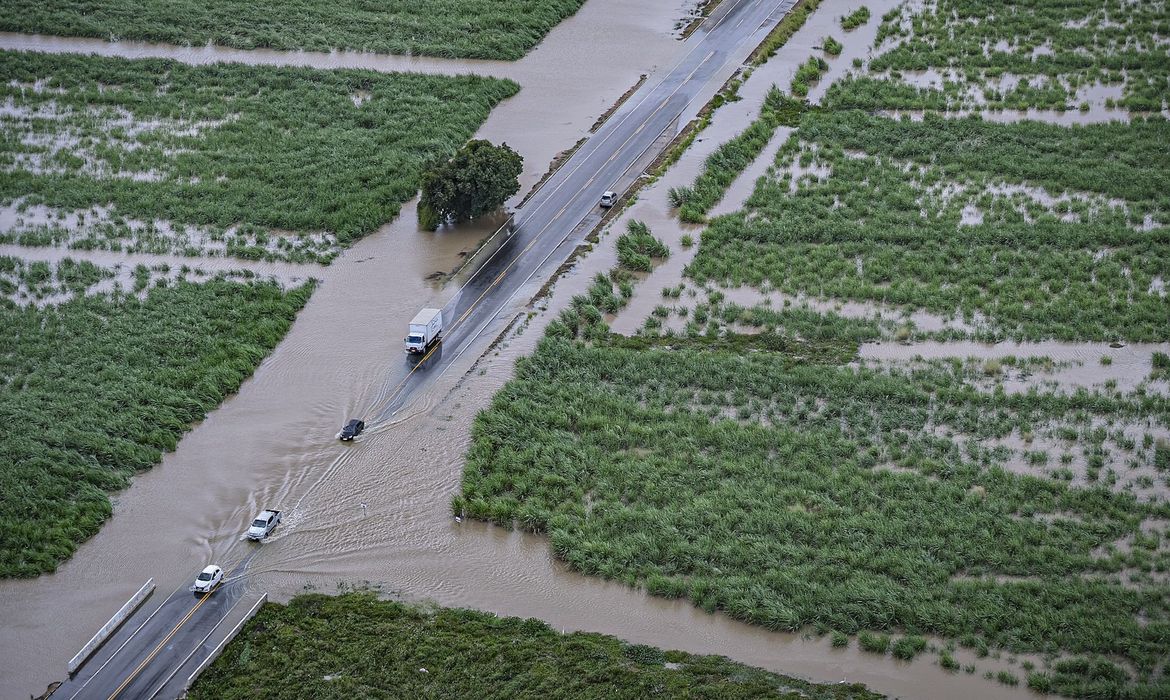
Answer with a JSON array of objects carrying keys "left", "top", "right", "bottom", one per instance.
[
  {"left": 53, "top": 0, "right": 794, "bottom": 696},
  {"left": 51, "top": 556, "right": 255, "bottom": 700},
  {"left": 372, "top": 0, "right": 798, "bottom": 420}
]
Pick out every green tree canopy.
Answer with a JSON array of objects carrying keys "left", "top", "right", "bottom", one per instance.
[{"left": 418, "top": 140, "right": 523, "bottom": 230}]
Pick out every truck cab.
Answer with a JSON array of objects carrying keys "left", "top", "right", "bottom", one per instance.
[{"left": 405, "top": 308, "right": 443, "bottom": 355}]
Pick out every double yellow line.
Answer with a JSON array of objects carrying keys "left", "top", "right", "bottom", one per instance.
[{"left": 106, "top": 587, "right": 215, "bottom": 700}]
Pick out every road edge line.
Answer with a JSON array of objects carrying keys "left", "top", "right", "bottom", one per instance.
[
  {"left": 67, "top": 579, "right": 155, "bottom": 676},
  {"left": 182, "top": 592, "right": 268, "bottom": 694}
]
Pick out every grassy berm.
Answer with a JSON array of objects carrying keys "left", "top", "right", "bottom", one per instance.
[{"left": 188, "top": 593, "right": 883, "bottom": 700}]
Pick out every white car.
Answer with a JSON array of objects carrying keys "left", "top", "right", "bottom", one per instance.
[
  {"left": 599, "top": 190, "right": 617, "bottom": 208},
  {"left": 192, "top": 565, "right": 224, "bottom": 595}
]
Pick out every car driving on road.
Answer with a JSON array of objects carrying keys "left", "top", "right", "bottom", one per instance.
[
  {"left": 599, "top": 190, "right": 617, "bottom": 208},
  {"left": 338, "top": 419, "right": 365, "bottom": 441},
  {"left": 192, "top": 565, "right": 223, "bottom": 595},
  {"left": 246, "top": 510, "right": 282, "bottom": 540}
]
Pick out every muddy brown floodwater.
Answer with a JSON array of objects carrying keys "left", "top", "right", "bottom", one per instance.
[{"left": 2, "top": 1, "right": 1033, "bottom": 699}]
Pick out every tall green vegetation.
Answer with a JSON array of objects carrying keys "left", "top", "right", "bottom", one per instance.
[
  {"left": 750, "top": 0, "right": 825, "bottom": 65},
  {"left": 0, "top": 256, "right": 111, "bottom": 302},
  {"left": 799, "top": 112, "right": 1170, "bottom": 210},
  {"left": 0, "top": 51, "right": 518, "bottom": 249},
  {"left": 190, "top": 593, "right": 882, "bottom": 699},
  {"left": 417, "top": 140, "right": 523, "bottom": 231},
  {"left": 669, "top": 88, "right": 804, "bottom": 223},
  {"left": 790, "top": 56, "right": 829, "bottom": 97},
  {"left": 860, "top": 0, "right": 1169, "bottom": 110},
  {"left": 840, "top": 7, "right": 870, "bottom": 31},
  {"left": 457, "top": 337, "right": 1170, "bottom": 697},
  {"left": 686, "top": 113, "right": 1170, "bottom": 342},
  {"left": 0, "top": 0, "right": 586, "bottom": 60},
  {"left": 615, "top": 220, "right": 669, "bottom": 272},
  {"left": 0, "top": 276, "right": 313, "bottom": 576}
]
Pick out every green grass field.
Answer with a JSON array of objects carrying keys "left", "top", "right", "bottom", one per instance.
[
  {"left": 0, "top": 273, "right": 312, "bottom": 576},
  {"left": 0, "top": 51, "right": 518, "bottom": 261},
  {"left": 0, "top": 0, "right": 586, "bottom": 61},
  {"left": 458, "top": 337, "right": 1170, "bottom": 697},
  {"left": 685, "top": 112, "right": 1170, "bottom": 342},
  {"left": 454, "top": 0, "right": 1170, "bottom": 697},
  {"left": 862, "top": 0, "right": 1169, "bottom": 111},
  {"left": 189, "top": 592, "right": 883, "bottom": 699}
]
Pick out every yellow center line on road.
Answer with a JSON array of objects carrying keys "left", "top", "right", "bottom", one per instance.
[{"left": 107, "top": 590, "right": 213, "bottom": 700}]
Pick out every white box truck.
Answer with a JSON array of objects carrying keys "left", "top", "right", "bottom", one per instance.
[{"left": 405, "top": 308, "right": 443, "bottom": 354}]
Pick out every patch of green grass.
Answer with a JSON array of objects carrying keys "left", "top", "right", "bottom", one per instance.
[
  {"left": 0, "top": 51, "right": 518, "bottom": 259},
  {"left": 672, "top": 88, "right": 807, "bottom": 223},
  {"left": 823, "top": 36, "right": 844, "bottom": 57},
  {"left": 0, "top": 0, "right": 586, "bottom": 60},
  {"left": 0, "top": 256, "right": 111, "bottom": 302},
  {"left": 940, "top": 651, "right": 960, "bottom": 671},
  {"left": 892, "top": 635, "right": 928, "bottom": 660},
  {"left": 801, "top": 111, "right": 1170, "bottom": 210},
  {"left": 0, "top": 274, "right": 313, "bottom": 576},
  {"left": 616, "top": 220, "right": 669, "bottom": 272},
  {"left": 791, "top": 56, "right": 830, "bottom": 97},
  {"left": 685, "top": 113, "right": 1170, "bottom": 342},
  {"left": 189, "top": 593, "right": 883, "bottom": 699},
  {"left": 750, "top": 0, "right": 825, "bottom": 66},
  {"left": 859, "top": 632, "right": 891, "bottom": 655},
  {"left": 708, "top": 300, "right": 883, "bottom": 342},
  {"left": 859, "top": 0, "right": 1170, "bottom": 111},
  {"left": 840, "top": 7, "right": 870, "bottom": 31},
  {"left": 457, "top": 337, "right": 1170, "bottom": 693}
]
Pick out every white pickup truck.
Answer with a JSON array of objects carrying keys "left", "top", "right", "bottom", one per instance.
[{"left": 246, "top": 509, "right": 282, "bottom": 541}]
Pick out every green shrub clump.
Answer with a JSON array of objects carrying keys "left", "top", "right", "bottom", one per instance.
[
  {"left": 791, "top": 56, "right": 830, "bottom": 97},
  {"left": 840, "top": 7, "right": 870, "bottom": 31},
  {"left": 616, "top": 220, "right": 670, "bottom": 272},
  {"left": 859, "top": 632, "right": 891, "bottom": 654},
  {"left": 891, "top": 635, "right": 927, "bottom": 660}
]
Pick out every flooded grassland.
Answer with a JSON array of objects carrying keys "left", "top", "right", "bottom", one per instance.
[
  {"left": 0, "top": 0, "right": 689, "bottom": 696},
  {"left": 449, "top": 0, "right": 1170, "bottom": 698}
]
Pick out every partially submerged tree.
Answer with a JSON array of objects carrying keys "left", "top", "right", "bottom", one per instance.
[{"left": 418, "top": 140, "right": 523, "bottom": 230}]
